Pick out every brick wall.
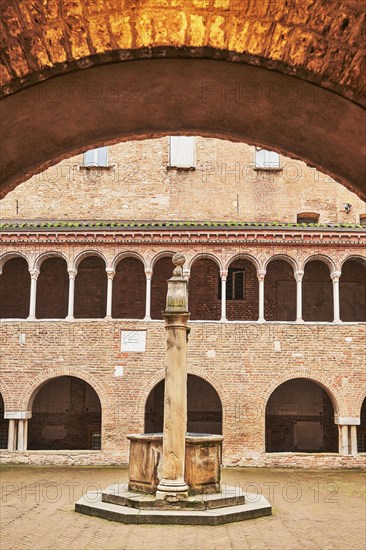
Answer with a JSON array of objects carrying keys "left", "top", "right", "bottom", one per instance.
[
  {"left": 0, "top": 320, "right": 365, "bottom": 467},
  {"left": 1, "top": 138, "right": 365, "bottom": 224}
]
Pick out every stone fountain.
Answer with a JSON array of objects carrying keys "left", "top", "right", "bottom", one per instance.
[{"left": 75, "top": 254, "right": 271, "bottom": 525}]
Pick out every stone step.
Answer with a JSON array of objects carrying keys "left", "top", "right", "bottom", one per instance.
[
  {"left": 75, "top": 491, "right": 271, "bottom": 526},
  {"left": 101, "top": 483, "right": 246, "bottom": 510}
]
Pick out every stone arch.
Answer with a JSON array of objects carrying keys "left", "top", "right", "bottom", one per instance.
[
  {"left": 151, "top": 251, "right": 175, "bottom": 270},
  {"left": 0, "top": 379, "right": 12, "bottom": 413},
  {"left": 1, "top": 1, "right": 365, "bottom": 198},
  {"left": 112, "top": 251, "right": 147, "bottom": 271},
  {"left": 0, "top": 251, "right": 30, "bottom": 271},
  {"left": 303, "top": 254, "right": 336, "bottom": 274},
  {"left": 340, "top": 255, "right": 366, "bottom": 269},
  {"left": 264, "top": 254, "right": 298, "bottom": 273},
  {"left": 189, "top": 253, "right": 223, "bottom": 272},
  {"left": 226, "top": 253, "right": 260, "bottom": 273},
  {"left": 33, "top": 251, "right": 70, "bottom": 271},
  {"left": 19, "top": 367, "right": 108, "bottom": 413},
  {"left": 73, "top": 250, "right": 108, "bottom": 270},
  {"left": 262, "top": 371, "right": 345, "bottom": 420}
]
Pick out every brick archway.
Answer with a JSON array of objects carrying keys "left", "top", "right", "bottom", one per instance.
[{"left": 1, "top": 1, "right": 365, "bottom": 199}]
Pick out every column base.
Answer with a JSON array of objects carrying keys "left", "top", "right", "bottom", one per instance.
[
  {"left": 66, "top": 315, "right": 74, "bottom": 321},
  {"left": 295, "top": 318, "right": 304, "bottom": 323},
  {"left": 156, "top": 479, "right": 189, "bottom": 500}
]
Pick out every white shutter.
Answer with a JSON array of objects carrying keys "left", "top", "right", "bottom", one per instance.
[
  {"left": 83, "top": 147, "right": 108, "bottom": 167},
  {"left": 255, "top": 148, "right": 280, "bottom": 169},
  {"left": 84, "top": 149, "right": 97, "bottom": 167},
  {"left": 169, "top": 137, "right": 195, "bottom": 168}
]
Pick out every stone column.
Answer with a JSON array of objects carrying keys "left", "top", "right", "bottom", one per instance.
[
  {"left": 66, "top": 268, "right": 77, "bottom": 320},
  {"left": 339, "top": 425, "right": 349, "bottom": 455},
  {"left": 17, "top": 419, "right": 25, "bottom": 451},
  {"left": 331, "top": 271, "right": 341, "bottom": 323},
  {"left": 350, "top": 425, "right": 358, "bottom": 455},
  {"left": 144, "top": 269, "right": 152, "bottom": 321},
  {"left": 295, "top": 270, "right": 304, "bottom": 322},
  {"left": 156, "top": 254, "right": 190, "bottom": 500},
  {"left": 28, "top": 269, "right": 39, "bottom": 320},
  {"left": 220, "top": 271, "right": 227, "bottom": 322},
  {"left": 7, "top": 419, "right": 16, "bottom": 451},
  {"left": 105, "top": 268, "right": 115, "bottom": 319},
  {"left": 257, "top": 270, "right": 266, "bottom": 322}
]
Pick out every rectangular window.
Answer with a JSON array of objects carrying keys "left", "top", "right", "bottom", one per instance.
[
  {"left": 83, "top": 146, "right": 108, "bottom": 167},
  {"left": 169, "top": 136, "right": 196, "bottom": 168},
  {"left": 255, "top": 148, "right": 280, "bottom": 169},
  {"left": 218, "top": 268, "right": 245, "bottom": 300}
]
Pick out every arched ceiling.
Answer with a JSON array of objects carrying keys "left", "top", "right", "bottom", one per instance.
[{"left": 1, "top": 0, "right": 365, "bottom": 199}]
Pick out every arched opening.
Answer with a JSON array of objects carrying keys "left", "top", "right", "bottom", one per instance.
[
  {"left": 264, "top": 260, "right": 296, "bottom": 321},
  {"left": 74, "top": 256, "right": 107, "bottom": 318},
  {"left": 36, "top": 257, "right": 68, "bottom": 319},
  {"left": 189, "top": 258, "right": 220, "bottom": 321},
  {"left": 303, "top": 260, "right": 333, "bottom": 322},
  {"left": 265, "top": 378, "right": 338, "bottom": 453},
  {"left": 28, "top": 376, "right": 102, "bottom": 450},
  {"left": 0, "top": 393, "right": 8, "bottom": 449},
  {"left": 357, "top": 398, "right": 366, "bottom": 453},
  {"left": 145, "top": 374, "right": 222, "bottom": 435},
  {"left": 0, "top": 257, "right": 30, "bottom": 318},
  {"left": 340, "top": 259, "right": 366, "bottom": 322},
  {"left": 112, "top": 257, "right": 145, "bottom": 319},
  {"left": 151, "top": 256, "right": 174, "bottom": 320},
  {"left": 226, "top": 259, "right": 258, "bottom": 321}
]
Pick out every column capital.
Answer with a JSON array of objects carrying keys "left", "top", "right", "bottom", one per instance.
[
  {"left": 29, "top": 268, "right": 39, "bottom": 280},
  {"left": 68, "top": 267, "right": 77, "bottom": 279},
  {"left": 220, "top": 270, "right": 228, "bottom": 281},
  {"left": 331, "top": 270, "right": 342, "bottom": 281},
  {"left": 106, "top": 268, "right": 116, "bottom": 279},
  {"left": 294, "top": 270, "right": 304, "bottom": 282},
  {"left": 145, "top": 268, "right": 153, "bottom": 279},
  {"left": 257, "top": 269, "right": 266, "bottom": 281}
]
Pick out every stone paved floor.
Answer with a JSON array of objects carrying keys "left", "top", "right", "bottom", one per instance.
[{"left": 1, "top": 466, "right": 365, "bottom": 550}]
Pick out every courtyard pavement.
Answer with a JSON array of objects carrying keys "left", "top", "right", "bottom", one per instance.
[{"left": 0, "top": 466, "right": 365, "bottom": 550}]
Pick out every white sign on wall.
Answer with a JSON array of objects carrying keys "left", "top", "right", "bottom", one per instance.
[{"left": 121, "top": 330, "right": 147, "bottom": 352}]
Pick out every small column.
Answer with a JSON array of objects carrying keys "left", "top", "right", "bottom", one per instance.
[
  {"left": 156, "top": 253, "right": 190, "bottom": 500},
  {"left": 350, "top": 425, "right": 358, "bottom": 455},
  {"left": 257, "top": 269, "right": 266, "bottom": 322},
  {"left": 66, "top": 268, "right": 77, "bottom": 320},
  {"left": 7, "top": 419, "right": 16, "bottom": 451},
  {"left": 17, "top": 419, "right": 25, "bottom": 451},
  {"left": 28, "top": 269, "right": 39, "bottom": 320},
  {"left": 144, "top": 269, "right": 152, "bottom": 321},
  {"left": 340, "top": 425, "right": 349, "bottom": 455},
  {"left": 331, "top": 271, "right": 341, "bottom": 323},
  {"left": 295, "top": 270, "right": 304, "bottom": 322},
  {"left": 220, "top": 271, "right": 227, "bottom": 322},
  {"left": 105, "top": 268, "right": 115, "bottom": 319}
]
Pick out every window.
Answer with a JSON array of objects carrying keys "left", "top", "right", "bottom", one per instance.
[
  {"left": 297, "top": 212, "right": 320, "bottom": 224},
  {"left": 83, "top": 147, "right": 108, "bottom": 167},
  {"left": 255, "top": 148, "right": 280, "bottom": 169},
  {"left": 219, "top": 268, "right": 245, "bottom": 300},
  {"left": 168, "top": 136, "right": 196, "bottom": 169}
]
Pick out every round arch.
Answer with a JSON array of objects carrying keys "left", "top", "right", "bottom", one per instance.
[
  {"left": 112, "top": 251, "right": 147, "bottom": 271},
  {"left": 189, "top": 253, "right": 223, "bottom": 272},
  {"left": 303, "top": 254, "right": 336, "bottom": 273},
  {"left": 340, "top": 255, "right": 366, "bottom": 269},
  {"left": 33, "top": 251, "right": 70, "bottom": 271},
  {"left": 264, "top": 254, "right": 298, "bottom": 273},
  {"left": 73, "top": 250, "right": 107, "bottom": 270},
  {"left": 19, "top": 367, "right": 108, "bottom": 413},
  {"left": 226, "top": 253, "right": 260, "bottom": 273},
  {"left": 151, "top": 251, "right": 175, "bottom": 270},
  {"left": 144, "top": 374, "right": 223, "bottom": 435},
  {"left": 0, "top": 252, "right": 30, "bottom": 271}
]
